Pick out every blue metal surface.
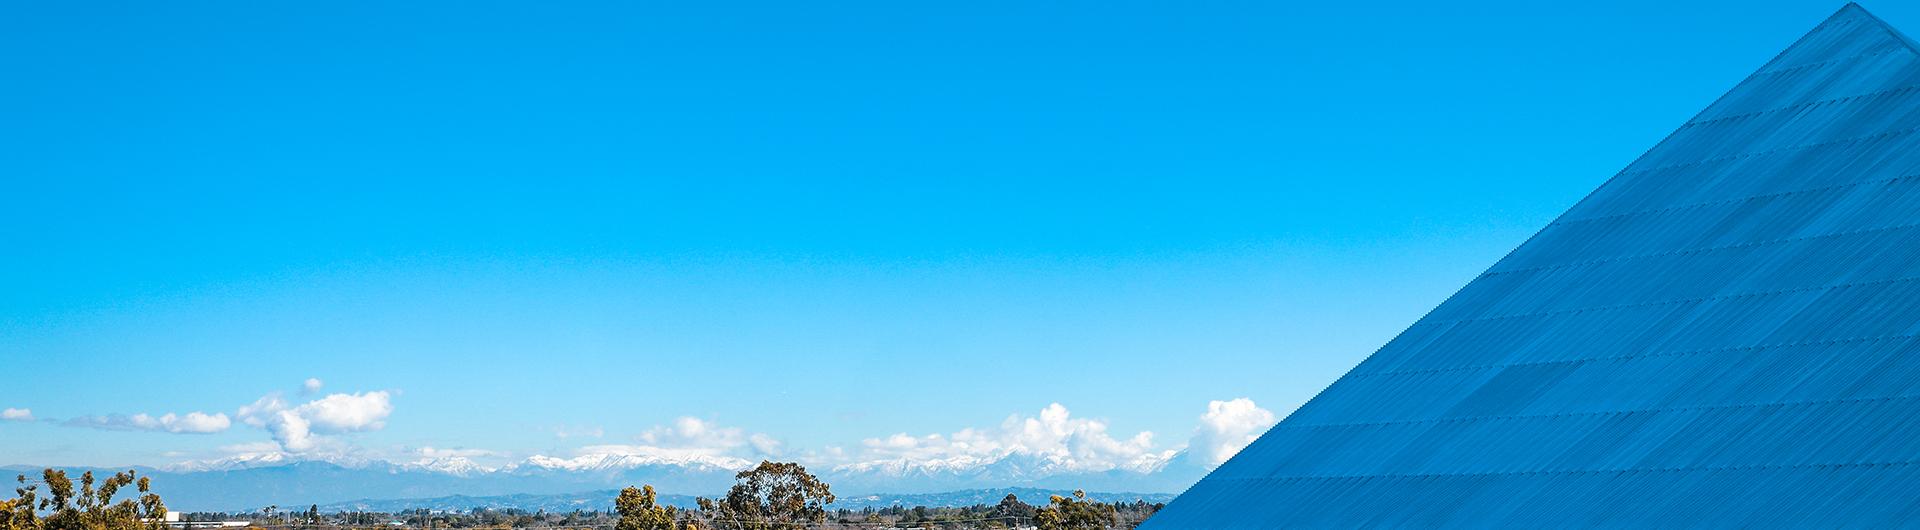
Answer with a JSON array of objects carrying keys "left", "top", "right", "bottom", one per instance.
[{"left": 1143, "top": 4, "right": 1920, "bottom": 528}]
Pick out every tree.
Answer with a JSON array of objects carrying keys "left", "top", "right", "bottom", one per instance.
[
  {"left": 614, "top": 485, "right": 676, "bottom": 530},
  {"left": 7, "top": 469, "right": 167, "bottom": 530},
  {"left": 1, "top": 476, "right": 39, "bottom": 530},
  {"left": 987, "top": 494, "right": 1035, "bottom": 527},
  {"left": 674, "top": 509, "right": 704, "bottom": 530},
  {"left": 306, "top": 505, "right": 319, "bottom": 525},
  {"left": 695, "top": 461, "right": 834, "bottom": 530},
  {"left": 1033, "top": 490, "right": 1115, "bottom": 530}
]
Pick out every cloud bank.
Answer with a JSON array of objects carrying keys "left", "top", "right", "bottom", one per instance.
[
  {"left": 65, "top": 412, "right": 232, "bottom": 434},
  {"left": 836, "top": 403, "right": 1180, "bottom": 475},
  {"left": 153, "top": 393, "right": 1277, "bottom": 488},
  {"left": 239, "top": 390, "right": 394, "bottom": 453},
  {"left": 1190, "top": 398, "right": 1278, "bottom": 466},
  {"left": 516, "top": 400, "right": 1275, "bottom": 479},
  {"left": 639, "top": 417, "right": 781, "bottom": 458},
  {"left": 524, "top": 417, "right": 782, "bottom": 471},
  {"left": 553, "top": 425, "right": 605, "bottom": 439},
  {"left": 2, "top": 408, "right": 34, "bottom": 421}
]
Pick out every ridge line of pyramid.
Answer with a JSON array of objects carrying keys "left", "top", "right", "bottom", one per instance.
[
  {"left": 1745, "top": 3, "right": 1919, "bottom": 77},
  {"left": 1545, "top": 4, "right": 1914, "bottom": 236},
  {"left": 1842, "top": 3, "right": 1920, "bottom": 58}
]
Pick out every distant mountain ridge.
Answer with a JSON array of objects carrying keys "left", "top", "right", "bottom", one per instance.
[
  {"left": 1, "top": 452, "right": 1205, "bottom": 511},
  {"left": 317, "top": 488, "right": 1175, "bottom": 513}
]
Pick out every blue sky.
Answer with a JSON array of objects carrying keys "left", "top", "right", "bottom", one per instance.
[{"left": 1, "top": 0, "right": 1904, "bottom": 473}]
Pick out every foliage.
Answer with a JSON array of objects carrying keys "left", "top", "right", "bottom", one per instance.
[
  {"left": 695, "top": 461, "right": 834, "bottom": 530},
  {"left": 171, "top": 491, "right": 1162, "bottom": 530},
  {"left": 614, "top": 485, "right": 677, "bottom": 530},
  {"left": 1, "top": 475, "right": 38, "bottom": 530},
  {"left": 1032, "top": 490, "right": 1115, "bottom": 530},
  {"left": 0, "top": 470, "right": 166, "bottom": 530},
  {"left": 985, "top": 494, "right": 1035, "bottom": 527}
]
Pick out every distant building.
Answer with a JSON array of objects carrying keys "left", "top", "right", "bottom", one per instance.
[
  {"left": 1147, "top": 3, "right": 1920, "bottom": 527},
  {"left": 170, "top": 522, "right": 252, "bottom": 529},
  {"left": 147, "top": 513, "right": 250, "bottom": 529}
]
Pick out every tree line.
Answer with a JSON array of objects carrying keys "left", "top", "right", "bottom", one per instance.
[
  {"left": 2, "top": 470, "right": 168, "bottom": 530},
  {"left": 3, "top": 464, "right": 1163, "bottom": 530},
  {"left": 614, "top": 461, "right": 1161, "bottom": 530}
]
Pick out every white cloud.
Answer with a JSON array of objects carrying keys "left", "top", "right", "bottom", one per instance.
[
  {"left": 749, "top": 433, "right": 784, "bottom": 456},
  {"left": 525, "top": 417, "right": 780, "bottom": 471},
  {"left": 238, "top": 390, "right": 393, "bottom": 453},
  {"left": 593, "top": 442, "right": 750, "bottom": 462},
  {"left": 1189, "top": 398, "right": 1277, "bottom": 466},
  {"left": 163, "top": 412, "right": 234, "bottom": 433},
  {"left": 299, "top": 391, "right": 394, "bottom": 431},
  {"left": 837, "top": 403, "right": 1177, "bottom": 475},
  {"left": 831, "top": 399, "right": 1279, "bottom": 476},
  {"left": 0, "top": 408, "right": 30, "bottom": 421},
  {"left": 237, "top": 394, "right": 285, "bottom": 427},
  {"left": 302, "top": 378, "right": 324, "bottom": 395},
  {"left": 553, "top": 425, "right": 605, "bottom": 439},
  {"left": 143, "top": 395, "right": 1274, "bottom": 483},
  {"left": 270, "top": 411, "right": 317, "bottom": 451},
  {"left": 640, "top": 417, "right": 754, "bottom": 456},
  {"left": 65, "top": 411, "right": 232, "bottom": 434},
  {"left": 628, "top": 417, "right": 784, "bottom": 458}
]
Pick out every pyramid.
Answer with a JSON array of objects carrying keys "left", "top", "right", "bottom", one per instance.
[{"left": 1143, "top": 4, "right": 1920, "bottom": 527}]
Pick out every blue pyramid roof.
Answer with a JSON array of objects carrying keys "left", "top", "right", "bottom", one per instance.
[{"left": 1144, "top": 4, "right": 1920, "bottom": 527}]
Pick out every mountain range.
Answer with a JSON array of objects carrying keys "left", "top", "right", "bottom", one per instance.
[
  {"left": 1, "top": 451, "right": 1207, "bottom": 511},
  {"left": 315, "top": 487, "right": 1176, "bottom": 513}
]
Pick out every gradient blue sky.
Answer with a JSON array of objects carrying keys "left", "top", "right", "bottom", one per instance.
[{"left": 2, "top": 0, "right": 1904, "bottom": 468}]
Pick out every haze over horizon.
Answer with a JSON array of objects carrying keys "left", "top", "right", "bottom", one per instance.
[{"left": 3, "top": 0, "right": 1901, "bottom": 496}]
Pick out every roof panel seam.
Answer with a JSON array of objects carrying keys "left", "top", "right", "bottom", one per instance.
[
  {"left": 1486, "top": 218, "right": 1920, "bottom": 277},
  {"left": 1349, "top": 333, "right": 1920, "bottom": 379},
  {"left": 1616, "top": 124, "right": 1920, "bottom": 177},
  {"left": 1276, "top": 393, "right": 1920, "bottom": 431},
  {"left": 1756, "top": 47, "right": 1905, "bottom": 77},
  {"left": 1204, "top": 460, "right": 1920, "bottom": 482},
  {"left": 1547, "top": 174, "right": 1920, "bottom": 228},
  {"left": 1431, "top": 273, "right": 1920, "bottom": 326},
  {"left": 1685, "top": 84, "right": 1920, "bottom": 128}
]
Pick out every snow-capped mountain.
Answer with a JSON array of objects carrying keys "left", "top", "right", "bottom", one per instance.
[
  {"left": 4, "top": 448, "right": 1204, "bottom": 512},
  {"left": 401, "top": 457, "right": 493, "bottom": 477},
  {"left": 315, "top": 487, "right": 1176, "bottom": 513},
  {"left": 160, "top": 451, "right": 292, "bottom": 473},
  {"left": 513, "top": 452, "right": 750, "bottom": 474}
]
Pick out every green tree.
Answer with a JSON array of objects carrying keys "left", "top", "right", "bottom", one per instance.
[
  {"left": 987, "top": 494, "right": 1035, "bottom": 528},
  {"left": 1, "top": 475, "right": 39, "bottom": 530},
  {"left": 614, "top": 485, "right": 676, "bottom": 530},
  {"left": 695, "top": 461, "right": 833, "bottom": 530},
  {"left": 1033, "top": 490, "right": 1114, "bottom": 530},
  {"left": 14, "top": 469, "right": 167, "bottom": 530}
]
